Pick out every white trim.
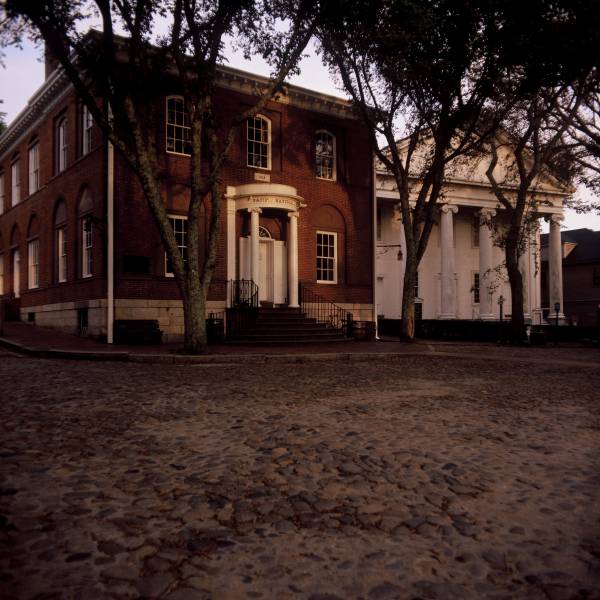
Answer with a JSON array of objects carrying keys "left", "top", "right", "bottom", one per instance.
[
  {"left": 316, "top": 230, "right": 338, "bottom": 284},
  {"left": 11, "top": 159, "right": 20, "bottom": 206},
  {"left": 57, "top": 226, "right": 67, "bottom": 283},
  {"left": 315, "top": 129, "right": 336, "bottom": 181},
  {"left": 165, "top": 95, "right": 191, "bottom": 157},
  {"left": 81, "top": 216, "right": 93, "bottom": 278},
  {"left": 247, "top": 114, "right": 271, "bottom": 171},
  {"left": 28, "top": 142, "right": 40, "bottom": 195},
  {"left": 57, "top": 116, "right": 68, "bottom": 173}
]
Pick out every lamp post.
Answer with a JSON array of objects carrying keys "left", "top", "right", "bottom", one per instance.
[{"left": 498, "top": 295, "right": 505, "bottom": 344}]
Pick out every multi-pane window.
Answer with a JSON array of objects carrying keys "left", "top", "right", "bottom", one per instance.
[
  {"left": 166, "top": 96, "right": 191, "bottom": 155},
  {"left": 11, "top": 160, "right": 20, "bottom": 206},
  {"left": 81, "top": 105, "right": 93, "bottom": 156},
  {"left": 82, "top": 217, "right": 93, "bottom": 278},
  {"left": 316, "top": 231, "right": 337, "bottom": 283},
  {"left": 28, "top": 239, "right": 39, "bottom": 289},
  {"left": 28, "top": 142, "right": 40, "bottom": 195},
  {"left": 473, "top": 272, "right": 480, "bottom": 303},
  {"left": 57, "top": 117, "right": 68, "bottom": 172},
  {"left": 316, "top": 130, "right": 335, "bottom": 180},
  {"left": 0, "top": 172, "right": 4, "bottom": 214},
  {"left": 247, "top": 115, "right": 270, "bottom": 169},
  {"left": 57, "top": 227, "right": 67, "bottom": 283},
  {"left": 165, "top": 216, "right": 188, "bottom": 276}
]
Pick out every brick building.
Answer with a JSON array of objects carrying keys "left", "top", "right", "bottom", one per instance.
[{"left": 0, "top": 59, "right": 374, "bottom": 342}]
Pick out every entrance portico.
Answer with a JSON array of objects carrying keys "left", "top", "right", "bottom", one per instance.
[{"left": 226, "top": 184, "right": 305, "bottom": 307}]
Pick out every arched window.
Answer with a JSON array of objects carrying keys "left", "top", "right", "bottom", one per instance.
[
  {"left": 315, "top": 130, "right": 336, "bottom": 180},
  {"left": 54, "top": 200, "right": 68, "bottom": 283},
  {"left": 56, "top": 116, "right": 68, "bottom": 173},
  {"left": 78, "top": 189, "right": 93, "bottom": 278},
  {"left": 166, "top": 96, "right": 191, "bottom": 155},
  {"left": 247, "top": 115, "right": 271, "bottom": 170}
]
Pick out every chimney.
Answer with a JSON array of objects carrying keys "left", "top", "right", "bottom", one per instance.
[{"left": 44, "top": 43, "right": 60, "bottom": 79}]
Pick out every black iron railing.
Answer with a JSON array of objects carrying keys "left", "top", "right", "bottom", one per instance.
[
  {"left": 226, "top": 279, "right": 259, "bottom": 337},
  {"left": 299, "top": 282, "right": 352, "bottom": 337}
]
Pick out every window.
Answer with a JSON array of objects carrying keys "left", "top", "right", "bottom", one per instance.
[
  {"left": 0, "top": 254, "right": 4, "bottom": 295},
  {"left": 316, "top": 231, "right": 337, "bottom": 283},
  {"left": 247, "top": 115, "right": 270, "bottom": 170},
  {"left": 57, "top": 116, "right": 68, "bottom": 172},
  {"left": 316, "top": 130, "right": 336, "bottom": 180},
  {"left": 28, "top": 142, "right": 40, "bottom": 195},
  {"left": 11, "top": 159, "right": 20, "bottom": 206},
  {"left": 28, "top": 239, "right": 39, "bottom": 289},
  {"left": 0, "top": 172, "right": 4, "bottom": 214},
  {"left": 166, "top": 96, "right": 191, "bottom": 155},
  {"left": 82, "top": 216, "right": 93, "bottom": 278},
  {"left": 473, "top": 272, "right": 480, "bottom": 303},
  {"left": 57, "top": 227, "right": 67, "bottom": 282},
  {"left": 165, "top": 216, "right": 188, "bottom": 276},
  {"left": 81, "top": 105, "right": 93, "bottom": 156}
]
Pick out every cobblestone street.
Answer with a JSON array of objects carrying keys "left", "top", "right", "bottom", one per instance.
[{"left": 1, "top": 347, "right": 599, "bottom": 599}]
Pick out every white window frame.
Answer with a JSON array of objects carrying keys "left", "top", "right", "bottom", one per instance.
[
  {"left": 82, "top": 104, "right": 93, "bottom": 156},
  {"left": 315, "top": 130, "right": 336, "bottom": 181},
  {"left": 57, "top": 116, "right": 68, "bottom": 172},
  {"left": 247, "top": 115, "right": 271, "bottom": 170},
  {"left": 316, "top": 230, "right": 337, "bottom": 284},
  {"left": 0, "top": 172, "right": 4, "bottom": 214},
  {"left": 82, "top": 216, "right": 93, "bottom": 278},
  {"left": 57, "top": 227, "right": 67, "bottom": 283},
  {"left": 28, "top": 142, "right": 40, "bottom": 195},
  {"left": 165, "top": 215, "right": 188, "bottom": 277},
  {"left": 0, "top": 253, "right": 4, "bottom": 295},
  {"left": 165, "top": 96, "right": 191, "bottom": 156},
  {"left": 28, "top": 239, "right": 40, "bottom": 289},
  {"left": 11, "top": 159, "right": 20, "bottom": 206}
]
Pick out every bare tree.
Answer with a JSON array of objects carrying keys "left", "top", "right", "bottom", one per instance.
[{"left": 2, "top": 0, "right": 316, "bottom": 352}]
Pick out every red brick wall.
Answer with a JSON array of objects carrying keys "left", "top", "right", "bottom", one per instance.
[{"left": 0, "top": 88, "right": 106, "bottom": 308}]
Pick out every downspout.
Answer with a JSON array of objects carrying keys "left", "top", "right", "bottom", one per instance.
[
  {"left": 372, "top": 152, "right": 379, "bottom": 340},
  {"left": 107, "top": 130, "right": 115, "bottom": 344}
]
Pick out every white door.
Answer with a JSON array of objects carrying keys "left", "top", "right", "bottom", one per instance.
[
  {"left": 13, "top": 249, "right": 20, "bottom": 299},
  {"left": 259, "top": 240, "right": 274, "bottom": 303}
]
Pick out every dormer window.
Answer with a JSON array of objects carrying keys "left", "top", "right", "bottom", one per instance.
[
  {"left": 316, "top": 130, "right": 336, "bottom": 180},
  {"left": 166, "top": 96, "right": 191, "bottom": 156},
  {"left": 247, "top": 115, "right": 270, "bottom": 170}
]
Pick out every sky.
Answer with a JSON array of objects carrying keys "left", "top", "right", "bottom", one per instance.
[{"left": 1, "top": 35, "right": 598, "bottom": 233}]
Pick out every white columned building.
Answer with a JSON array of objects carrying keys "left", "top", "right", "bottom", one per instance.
[{"left": 374, "top": 144, "right": 569, "bottom": 325}]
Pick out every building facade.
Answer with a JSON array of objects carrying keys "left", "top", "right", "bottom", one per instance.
[
  {"left": 0, "top": 62, "right": 374, "bottom": 341},
  {"left": 375, "top": 148, "right": 569, "bottom": 326}
]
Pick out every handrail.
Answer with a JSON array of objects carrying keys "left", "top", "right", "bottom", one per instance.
[
  {"left": 226, "top": 279, "right": 259, "bottom": 337},
  {"left": 299, "top": 282, "right": 352, "bottom": 337}
]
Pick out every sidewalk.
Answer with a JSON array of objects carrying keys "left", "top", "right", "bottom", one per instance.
[{"left": 0, "top": 321, "right": 597, "bottom": 367}]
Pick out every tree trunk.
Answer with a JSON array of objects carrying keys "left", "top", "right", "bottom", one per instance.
[
  {"left": 505, "top": 232, "right": 525, "bottom": 344},
  {"left": 182, "top": 273, "right": 207, "bottom": 353},
  {"left": 401, "top": 244, "right": 418, "bottom": 341}
]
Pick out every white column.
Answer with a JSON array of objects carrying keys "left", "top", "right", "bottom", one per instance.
[
  {"left": 287, "top": 211, "right": 299, "bottom": 307},
  {"left": 249, "top": 208, "right": 261, "bottom": 285},
  {"left": 439, "top": 204, "right": 458, "bottom": 319},
  {"left": 532, "top": 224, "right": 542, "bottom": 324},
  {"left": 478, "top": 208, "right": 496, "bottom": 320},
  {"left": 548, "top": 214, "right": 565, "bottom": 320},
  {"left": 226, "top": 194, "right": 237, "bottom": 307}
]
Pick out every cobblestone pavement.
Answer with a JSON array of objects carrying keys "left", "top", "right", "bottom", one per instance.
[{"left": 1, "top": 349, "right": 599, "bottom": 599}]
